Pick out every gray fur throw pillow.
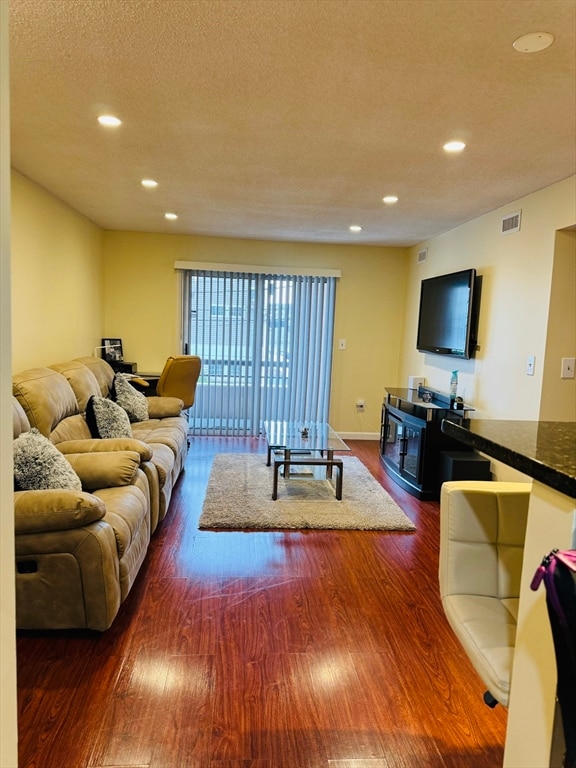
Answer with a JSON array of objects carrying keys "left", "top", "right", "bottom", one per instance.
[
  {"left": 86, "top": 395, "right": 133, "bottom": 439},
  {"left": 113, "top": 374, "right": 149, "bottom": 422},
  {"left": 14, "top": 428, "right": 82, "bottom": 491}
]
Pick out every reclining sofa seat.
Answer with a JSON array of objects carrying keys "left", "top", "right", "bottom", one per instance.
[
  {"left": 13, "top": 364, "right": 161, "bottom": 533},
  {"left": 12, "top": 396, "right": 151, "bottom": 631},
  {"left": 73, "top": 356, "right": 189, "bottom": 521},
  {"left": 48, "top": 356, "right": 189, "bottom": 525}
]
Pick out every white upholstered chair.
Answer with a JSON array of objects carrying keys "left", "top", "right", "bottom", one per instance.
[{"left": 439, "top": 480, "right": 531, "bottom": 707}]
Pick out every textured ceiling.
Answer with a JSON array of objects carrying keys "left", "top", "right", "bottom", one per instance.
[{"left": 8, "top": 0, "right": 576, "bottom": 246}]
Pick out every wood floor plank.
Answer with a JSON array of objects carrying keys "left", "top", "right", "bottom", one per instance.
[
  {"left": 148, "top": 654, "right": 215, "bottom": 768},
  {"left": 211, "top": 650, "right": 328, "bottom": 766},
  {"left": 17, "top": 651, "right": 128, "bottom": 768},
  {"left": 87, "top": 649, "right": 172, "bottom": 767},
  {"left": 328, "top": 761, "right": 391, "bottom": 768},
  {"left": 17, "top": 438, "right": 507, "bottom": 768}
]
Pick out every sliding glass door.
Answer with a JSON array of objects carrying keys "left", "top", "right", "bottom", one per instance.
[{"left": 181, "top": 269, "right": 336, "bottom": 436}]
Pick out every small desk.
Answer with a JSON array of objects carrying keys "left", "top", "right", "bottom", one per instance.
[
  {"left": 441, "top": 419, "right": 576, "bottom": 768},
  {"left": 129, "top": 373, "right": 161, "bottom": 396},
  {"left": 111, "top": 361, "right": 137, "bottom": 374},
  {"left": 263, "top": 421, "right": 349, "bottom": 500}
]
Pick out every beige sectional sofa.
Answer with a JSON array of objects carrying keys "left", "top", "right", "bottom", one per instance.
[
  {"left": 12, "top": 356, "right": 190, "bottom": 631},
  {"left": 57, "top": 356, "right": 189, "bottom": 523}
]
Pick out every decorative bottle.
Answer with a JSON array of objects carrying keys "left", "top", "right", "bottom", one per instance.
[{"left": 450, "top": 370, "right": 458, "bottom": 407}]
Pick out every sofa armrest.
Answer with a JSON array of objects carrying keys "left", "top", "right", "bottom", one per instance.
[
  {"left": 57, "top": 437, "right": 153, "bottom": 462},
  {"left": 14, "top": 489, "right": 106, "bottom": 534},
  {"left": 64, "top": 451, "right": 141, "bottom": 490},
  {"left": 146, "top": 396, "right": 184, "bottom": 418}
]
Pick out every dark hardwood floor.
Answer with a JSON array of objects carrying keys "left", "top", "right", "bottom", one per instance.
[{"left": 17, "top": 438, "right": 507, "bottom": 768}]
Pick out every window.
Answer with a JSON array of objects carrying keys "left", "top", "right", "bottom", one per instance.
[{"left": 180, "top": 268, "right": 337, "bottom": 436}]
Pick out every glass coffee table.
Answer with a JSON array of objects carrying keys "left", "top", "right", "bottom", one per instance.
[{"left": 263, "top": 421, "right": 350, "bottom": 500}]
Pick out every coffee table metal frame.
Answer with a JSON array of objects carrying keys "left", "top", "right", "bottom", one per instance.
[{"left": 263, "top": 421, "right": 349, "bottom": 501}]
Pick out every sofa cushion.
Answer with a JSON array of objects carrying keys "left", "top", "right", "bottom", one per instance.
[
  {"left": 95, "top": 485, "right": 149, "bottom": 558},
  {"left": 14, "top": 428, "right": 82, "bottom": 491},
  {"left": 146, "top": 396, "right": 184, "bottom": 419},
  {"left": 13, "top": 488, "right": 106, "bottom": 534},
  {"left": 50, "top": 414, "right": 93, "bottom": 444},
  {"left": 86, "top": 396, "right": 133, "bottom": 439},
  {"left": 13, "top": 397, "right": 30, "bottom": 439},
  {"left": 131, "top": 416, "right": 189, "bottom": 459},
  {"left": 13, "top": 367, "right": 79, "bottom": 437},
  {"left": 113, "top": 375, "right": 149, "bottom": 422},
  {"left": 50, "top": 360, "right": 102, "bottom": 413},
  {"left": 64, "top": 451, "right": 141, "bottom": 490},
  {"left": 73, "top": 356, "right": 115, "bottom": 397},
  {"left": 57, "top": 437, "right": 154, "bottom": 462}
]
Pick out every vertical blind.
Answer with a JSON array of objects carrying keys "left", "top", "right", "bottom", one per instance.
[{"left": 180, "top": 268, "right": 337, "bottom": 436}]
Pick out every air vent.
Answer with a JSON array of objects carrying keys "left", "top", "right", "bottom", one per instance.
[
  {"left": 418, "top": 248, "right": 428, "bottom": 263},
  {"left": 501, "top": 210, "right": 522, "bottom": 235}
]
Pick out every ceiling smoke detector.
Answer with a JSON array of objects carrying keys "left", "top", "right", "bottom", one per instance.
[{"left": 513, "top": 32, "right": 554, "bottom": 53}]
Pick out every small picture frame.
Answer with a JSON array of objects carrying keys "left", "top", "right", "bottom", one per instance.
[{"left": 101, "top": 338, "right": 124, "bottom": 362}]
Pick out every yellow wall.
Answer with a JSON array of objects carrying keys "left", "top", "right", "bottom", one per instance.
[
  {"left": 11, "top": 170, "right": 104, "bottom": 371},
  {"left": 9, "top": 170, "right": 575, "bottom": 437},
  {"left": 1, "top": 4, "right": 18, "bottom": 766},
  {"left": 540, "top": 228, "right": 576, "bottom": 421},
  {"left": 103, "top": 231, "right": 408, "bottom": 435},
  {"left": 400, "top": 176, "right": 576, "bottom": 421}
]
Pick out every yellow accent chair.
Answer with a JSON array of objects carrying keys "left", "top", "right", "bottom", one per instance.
[{"left": 156, "top": 355, "right": 202, "bottom": 411}]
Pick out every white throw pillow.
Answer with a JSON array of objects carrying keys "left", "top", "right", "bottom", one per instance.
[
  {"left": 85, "top": 395, "right": 133, "bottom": 439},
  {"left": 113, "top": 374, "right": 149, "bottom": 422},
  {"left": 14, "top": 428, "right": 82, "bottom": 491}
]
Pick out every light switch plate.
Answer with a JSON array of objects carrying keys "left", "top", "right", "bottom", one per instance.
[
  {"left": 561, "top": 357, "right": 575, "bottom": 379},
  {"left": 526, "top": 355, "right": 535, "bottom": 376}
]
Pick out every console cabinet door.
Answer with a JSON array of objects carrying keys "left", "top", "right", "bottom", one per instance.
[
  {"left": 401, "top": 421, "right": 423, "bottom": 486},
  {"left": 381, "top": 407, "right": 424, "bottom": 485},
  {"left": 381, "top": 408, "right": 403, "bottom": 473}
]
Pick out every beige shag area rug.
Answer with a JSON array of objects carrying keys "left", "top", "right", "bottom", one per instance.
[{"left": 199, "top": 453, "right": 416, "bottom": 531}]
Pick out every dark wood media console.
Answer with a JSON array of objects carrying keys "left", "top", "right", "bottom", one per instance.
[{"left": 380, "top": 387, "right": 489, "bottom": 500}]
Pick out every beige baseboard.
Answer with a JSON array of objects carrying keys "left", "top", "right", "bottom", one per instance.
[{"left": 338, "top": 431, "right": 380, "bottom": 441}]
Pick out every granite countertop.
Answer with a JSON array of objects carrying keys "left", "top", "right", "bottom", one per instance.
[{"left": 441, "top": 419, "right": 576, "bottom": 498}]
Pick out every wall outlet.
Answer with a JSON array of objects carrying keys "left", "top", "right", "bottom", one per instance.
[
  {"left": 408, "top": 375, "right": 425, "bottom": 390},
  {"left": 561, "top": 357, "right": 575, "bottom": 379},
  {"left": 356, "top": 399, "right": 366, "bottom": 412},
  {"left": 526, "top": 355, "right": 535, "bottom": 376}
]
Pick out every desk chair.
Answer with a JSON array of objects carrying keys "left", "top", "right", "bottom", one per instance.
[
  {"left": 439, "top": 480, "right": 531, "bottom": 707},
  {"left": 156, "top": 355, "right": 201, "bottom": 411}
]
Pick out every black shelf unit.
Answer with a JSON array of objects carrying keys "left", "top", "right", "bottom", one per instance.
[
  {"left": 110, "top": 361, "right": 137, "bottom": 374},
  {"left": 380, "top": 387, "right": 475, "bottom": 500}
]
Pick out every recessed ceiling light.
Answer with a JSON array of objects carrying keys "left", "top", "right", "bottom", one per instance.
[
  {"left": 165, "top": 212, "right": 178, "bottom": 220},
  {"left": 349, "top": 225, "right": 362, "bottom": 233},
  {"left": 513, "top": 32, "right": 554, "bottom": 53},
  {"left": 97, "top": 115, "right": 122, "bottom": 127},
  {"left": 141, "top": 179, "right": 158, "bottom": 188},
  {"left": 382, "top": 195, "right": 399, "bottom": 205},
  {"left": 443, "top": 141, "right": 466, "bottom": 153}
]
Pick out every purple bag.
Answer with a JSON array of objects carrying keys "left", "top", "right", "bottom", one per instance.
[{"left": 531, "top": 549, "right": 576, "bottom": 768}]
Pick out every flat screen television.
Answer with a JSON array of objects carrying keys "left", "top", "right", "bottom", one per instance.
[{"left": 416, "top": 268, "right": 480, "bottom": 359}]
